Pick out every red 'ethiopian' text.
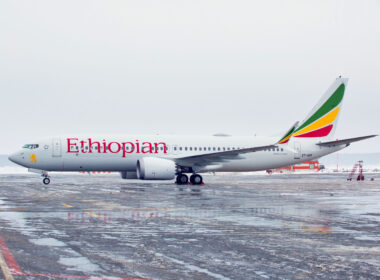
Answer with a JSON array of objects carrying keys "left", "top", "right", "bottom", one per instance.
[{"left": 66, "top": 138, "right": 167, "bottom": 158}]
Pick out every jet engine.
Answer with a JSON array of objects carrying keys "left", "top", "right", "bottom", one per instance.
[{"left": 136, "top": 157, "right": 176, "bottom": 180}]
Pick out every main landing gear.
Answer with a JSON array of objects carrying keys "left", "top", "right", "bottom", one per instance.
[{"left": 176, "top": 174, "right": 203, "bottom": 185}]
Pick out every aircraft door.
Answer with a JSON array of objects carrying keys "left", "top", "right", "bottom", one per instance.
[
  {"left": 293, "top": 142, "right": 301, "bottom": 159},
  {"left": 52, "top": 138, "right": 62, "bottom": 157}
]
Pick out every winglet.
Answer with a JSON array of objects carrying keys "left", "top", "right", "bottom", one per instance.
[{"left": 277, "top": 122, "right": 299, "bottom": 144}]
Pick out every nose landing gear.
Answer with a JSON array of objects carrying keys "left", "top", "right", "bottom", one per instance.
[
  {"left": 42, "top": 177, "right": 50, "bottom": 185},
  {"left": 41, "top": 171, "right": 50, "bottom": 185}
]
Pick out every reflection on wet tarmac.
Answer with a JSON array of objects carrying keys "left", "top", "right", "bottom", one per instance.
[{"left": 0, "top": 173, "right": 379, "bottom": 279}]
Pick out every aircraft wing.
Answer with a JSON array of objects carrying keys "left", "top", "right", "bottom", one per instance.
[
  {"left": 174, "top": 144, "right": 278, "bottom": 167},
  {"left": 316, "top": 135, "right": 377, "bottom": 147}
]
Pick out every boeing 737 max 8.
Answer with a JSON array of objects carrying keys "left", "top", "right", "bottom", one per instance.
[{"left": 8, "top": 77, "right": 377, "bottom": 185}]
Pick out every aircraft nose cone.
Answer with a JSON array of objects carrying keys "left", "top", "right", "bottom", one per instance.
[
  {"left": 8, "top": 152, "right": 23, "bottom": 165},
  {"left": 8, "top": 153, "right": 16, "bottom": 163}
]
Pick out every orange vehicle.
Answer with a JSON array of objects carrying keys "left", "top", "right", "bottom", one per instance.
[{"left": 268, "top": 161, "right": 320, "bottom": 173}]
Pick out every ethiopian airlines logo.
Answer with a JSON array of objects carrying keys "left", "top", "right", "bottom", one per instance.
[
  {"left": 66, "top": 138, "right": 168, "bottom": 158},
  {"left": 30, "top": 154, "right": 37, "bottom": 163}
]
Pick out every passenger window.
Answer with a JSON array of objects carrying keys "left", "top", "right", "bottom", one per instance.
[
  {"left": 227, "top": 147, "right": 230, "bottom": 151},
  {"left": 208, "top": 147, "right": 211, "bottom": 151},
  {"left": 213, "top": 147, "right": 216, "bottom": 151},
  {"left": 194, "top": 147, "right": 197, "bottom": 151},
  {"left": 185, "top": 147, "right": 188, "bottom": 151},
  {"left": 223, "top": 147, "right": 226, "bottom": 151},
  {"left": 174, "top": 147, "right": 177, "bottom": 151},
  {"left": 190, "top": 147, "right": 192, "bottom": 151},
  {"left": 179, "top": 147, "right": 182, "bottom": 151},
  {"left": 218, "top": 147, "right": 220, "bottom": 151}
]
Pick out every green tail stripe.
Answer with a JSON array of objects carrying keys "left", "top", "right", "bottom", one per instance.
[
  {"left": 295, "top": 84, "right": 345, "bottom": 133},
  {"left": 279, "top": 126, "right": 297, "bottom": 143}
]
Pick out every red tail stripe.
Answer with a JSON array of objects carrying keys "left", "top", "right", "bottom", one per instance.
[{"left": 294, "top": 124, "right": 333, "bottom": 138}]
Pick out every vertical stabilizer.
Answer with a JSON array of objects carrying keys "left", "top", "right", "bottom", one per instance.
[{"left": 291, "top": 77, "right": 347, "bottom": 140}]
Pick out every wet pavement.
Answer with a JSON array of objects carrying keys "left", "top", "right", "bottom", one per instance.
[{"left": 0, "top": 173, "right": 379, "bottom": 279}]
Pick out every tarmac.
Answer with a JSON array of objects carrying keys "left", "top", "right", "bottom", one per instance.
[{"left": 0, "top": 173, "right": 379, "bottom": 279}]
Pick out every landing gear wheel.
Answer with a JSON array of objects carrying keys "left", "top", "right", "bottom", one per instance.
[
  {"left": 190, "top": 174, "right": 203, "bottom": 185},
  {"left": 176, "top": 174, "right": 188, "bottom": 185},
  {"left": 43, "top": 177, "right": 50, "bottom": 185}
]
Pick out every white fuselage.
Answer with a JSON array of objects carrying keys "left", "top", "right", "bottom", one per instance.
[{"left": 9, "top": 135, "right": 344, "bottom": 173}]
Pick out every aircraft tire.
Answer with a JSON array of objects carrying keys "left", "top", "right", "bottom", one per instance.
[
  {"left": 176, "top": 174, "right": 188, "bottom": 185},
  {"left": 190, "top": 174, "right": 203, "bottom": 185},
  {"left": 43, "top": 177, "right": 50, "bottom": 185}
]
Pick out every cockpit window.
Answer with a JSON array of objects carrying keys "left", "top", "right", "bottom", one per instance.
[{"left": 22, "top": 144, "right": 39, "bottom": 149}]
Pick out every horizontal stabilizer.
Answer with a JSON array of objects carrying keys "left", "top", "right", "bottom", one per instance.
[{"left": 316, "top": 135, "right": 377, "bottom": 147}]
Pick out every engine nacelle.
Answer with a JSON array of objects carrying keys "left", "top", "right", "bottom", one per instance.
[{"left": 136, "top": 157, "right": 176, "bottom": 180}]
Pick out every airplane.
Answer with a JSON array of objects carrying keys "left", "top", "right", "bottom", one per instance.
[{"left": 8, "top": 77, "right": 377, "bottom": 185}]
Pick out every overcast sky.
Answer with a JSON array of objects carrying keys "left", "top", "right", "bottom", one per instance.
[{"left": 0, "top": 0, "right": 379, "bottom": 154}]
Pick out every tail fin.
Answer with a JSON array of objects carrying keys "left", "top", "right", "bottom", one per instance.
[{"left": 291, "top": 77, "right": 347, "bottom": 140}]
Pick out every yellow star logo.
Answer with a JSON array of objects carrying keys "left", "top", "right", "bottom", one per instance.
[{"left": 30, "top": 153, "right": 37, "bottom": 163}]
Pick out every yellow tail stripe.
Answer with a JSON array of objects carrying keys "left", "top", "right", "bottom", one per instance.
[
  {"left": 279, "top": 134, "right": 292, "bottom": 144},
  {"left": 292, "top": 107, "right": 340, "bottom": 137}
]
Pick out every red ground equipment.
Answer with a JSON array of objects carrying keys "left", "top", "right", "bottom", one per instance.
[{"left": 347, "top": 161, "right": 364, "bottom": 181}]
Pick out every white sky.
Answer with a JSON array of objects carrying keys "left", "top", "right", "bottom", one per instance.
[{"left": 0, "top": 0, "right": 379, "bottom": 154}]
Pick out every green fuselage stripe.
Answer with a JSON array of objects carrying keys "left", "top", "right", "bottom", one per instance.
[{"left": 295, "top": 84, "right": 345, "bottom": 133}]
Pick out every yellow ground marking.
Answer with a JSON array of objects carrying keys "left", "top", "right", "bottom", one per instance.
[
  {"left": 84, "top": 212, "right": 101, "bottom": 218},
  {"left": 301, "top": 226, "right": 331, "bottom": 234},
  {"left": 62, "top": 203, "right": 73, "bottom": 208},
  {"left": 0, "top": 208, "right": 28, "bottom": 212},
  {"left": 0, "top": 250, "right": 14, "bottom": 280},
  {"left": 29, "top": 153, "right": 37, "bottom": 163}
]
